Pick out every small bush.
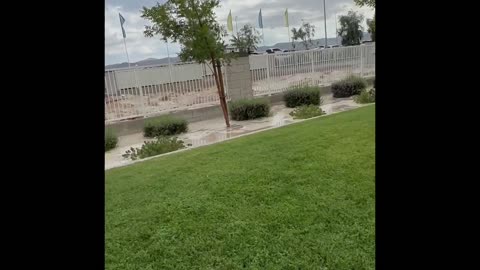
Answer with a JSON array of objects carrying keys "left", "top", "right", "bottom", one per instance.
[
  {"left": 229, "top": 98, "right": 270, "bottom": 121},
  {"left": 354, "top": 88, "right": 375, "bottom": 104},
  {"left": 105, "top": 130, "right": 118, "bottom": 152},
  {"left": 331, "top": 76, "right": 367, "bottom": 98},
  {"left": 122, "top": 136, "right": 185, "bottom": 160},
  {"left": 144, "top": 116, "right": 188, "bottom": 138},
  {"left": 289, "top": 105, "right": 325, "bottom": 119},
  {"left": 283, "top": 86, "right": 322, "bottom": 108},
  {"left": 366, "top": 76, "right": 375, "bottom": 87}
]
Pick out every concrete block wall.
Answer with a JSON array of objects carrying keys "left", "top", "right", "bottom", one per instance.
[{"left": 225, "top": 57, "right": 253, "bottom": 101}]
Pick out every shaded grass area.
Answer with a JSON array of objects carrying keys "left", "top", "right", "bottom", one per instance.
[{"left": 106, "top": 105, "right": 375, "bottom": 270}]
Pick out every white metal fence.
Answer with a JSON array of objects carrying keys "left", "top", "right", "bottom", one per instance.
[
  {"left": 105, "top": 62, "right": 228, "bottom": 123},
  {"left": 105, "top": 44, "right": 375, "bottom": 124},
  {"left": 250, "top": 43, "right": 375, "bottom": 96}
]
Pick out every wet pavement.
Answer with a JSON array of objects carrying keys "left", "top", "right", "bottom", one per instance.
[{"left": 105, "top": 94, "right": 369, "bottom": 170}]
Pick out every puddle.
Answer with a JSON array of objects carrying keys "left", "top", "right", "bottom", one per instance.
[
  {"left": 332, "top": 104, "right": 356, "bottom": 111},
  {"left": 184, "top": 129, "right": 251, "bottom": 147}
]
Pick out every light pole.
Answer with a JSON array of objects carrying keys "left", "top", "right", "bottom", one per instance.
[{"left": 323, "top": 0, "right": 328, "bottom": 48}]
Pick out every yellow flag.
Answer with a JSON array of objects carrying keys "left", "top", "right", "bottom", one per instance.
[
  {"left": 284, "top": 8, "right": 289, "bottom": 27},
  {"left": 227, "top": 10, "right": 233, "bottom": 32}
]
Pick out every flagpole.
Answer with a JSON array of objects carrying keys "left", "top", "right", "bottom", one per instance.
[
  {"left": 227, "top": 10, "right": 234, "bottom": 43},
  {"left": 165, "top": 38, "right": 173, "bottom": 83},
  {"left": 323, "top": 0, "right": 328, "bottom": 48},
  {"left": 235, "top": 16, "right": 238, "bottom": 34},
  {"left": 262, "top": 28, "right": 265, "bottom": 47},
  {"left": 119, "top": 13, "right": 130, "bottom": 68},
  {"left": 259, "top": 9, "right": 265, "bottom": 48},
  {"left": 122, "top": 37, "right": 131, "bottom": 68},
  {"left": 335, "top": 12, "right": 338, "bottom": 45},
  {"left": 287, "top": 27, "right": 290, "bottom": 45},
  {"left": 285, "top": 9, "right": 291, "bottom": 48}
]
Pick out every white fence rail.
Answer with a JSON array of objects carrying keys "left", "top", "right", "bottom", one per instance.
[
  {"left": 105, "top": 62, "right": 228, "bottom": 123},
  {"left": 250, "top": 43, "right": 375, "bottom": 96}
]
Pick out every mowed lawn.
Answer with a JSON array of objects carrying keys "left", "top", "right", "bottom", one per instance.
[{"left": 106, "top": 105, "right": 375, "bottom": 270}]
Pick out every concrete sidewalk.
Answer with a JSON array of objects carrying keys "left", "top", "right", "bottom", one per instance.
[{"left": 105, "top": 94, "right": 366, "bottom": 170}]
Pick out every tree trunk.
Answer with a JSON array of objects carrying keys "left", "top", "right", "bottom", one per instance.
[
  {"left": 211, "top": 60, "right": 227, "bottom": 120},
  {"left": 215, "top": 60, "right": 230, "bottom": 127},
  {"left": 210, "top": 56, "right": 230, "bottom": 127}
]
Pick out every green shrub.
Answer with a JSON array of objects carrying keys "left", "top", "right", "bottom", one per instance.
[
  {"left": 105, "top": 130, "right": 118, "bottom": 152},
  {"left": 365, "top": 76, "right": 375, "bottom": 87},
  {"left": 354, "top": 88, "right": 375, "bottom": 104},
  {"left": 289, "top": 105, "right": 325, "bottom": 119},
  {"left": 331, "top": 76, "right": 367, "bottom": 98},
  {"left": 122, "top": 136, "right": 185, "bottom": 160},
  {"left": 144, "top": 116, "right": 188, "bottom": 138},
  {"left": 283, "top": 86, "right": 322, "bottom": 108},
  {"left": 229, "top": 98, "right": 270, "bottom": 121}
]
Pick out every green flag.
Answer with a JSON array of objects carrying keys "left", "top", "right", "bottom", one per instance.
[
  {"left": 227, "top": 10, "right": 233, "bottom": 32},
  {"left": 284, "top": 8, "right": 289, "bottom": 27}
]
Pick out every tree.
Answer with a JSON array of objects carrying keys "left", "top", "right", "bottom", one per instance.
[
  {"left": 141, "top": 0, "right": 232, "bottom": 127},
  {"left": 291, "top": 22, "right": 316, "bottom": 50},
  {"left": 354, "top": 0, "right": 375, "bottom": 8},
  {"left": 367, "top": 15, "right": 375, "bottom": 41},
  {"left": 354, "top": 0, "right": 375, "bottom": 41},
  {"left": 230, "top": 24, "right": 261, "bottom": 55},
  {"left": 291, "top": 28, "right": 305, "bottom": 49},
  {"left": 338, "top": 11, "right": 364, "bottom": 46}
]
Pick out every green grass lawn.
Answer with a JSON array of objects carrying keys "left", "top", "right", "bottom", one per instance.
[{"left": 106, "top": 105, "right": 375, "bottom": 270}]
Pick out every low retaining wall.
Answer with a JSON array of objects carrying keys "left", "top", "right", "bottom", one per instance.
[
  {"left": 105, "top": 79, "right": 373, "bottom": 137},
  {"left": 106, "top": 105, "right": 224, "bottom": 136}
]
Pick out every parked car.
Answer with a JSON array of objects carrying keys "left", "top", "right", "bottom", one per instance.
[
  {"left": 266, "top": 48, "right": 283, "bottom": 54},
  {"left": 282, "top": 49, "right": 295, "bottom": 53}
]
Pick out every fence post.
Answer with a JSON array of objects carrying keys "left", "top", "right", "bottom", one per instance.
[
  {"left": 311, "top": 51, "right": 314, "bottom": 73},
  {"left": 133, "top": 65, "right": 146, "bottom": 117},
  {"left": 311, "top": 50, "right": 315, "bottom": 85},
  {"left": 265, "top": 54, "right": 271, "bottom": 95},
  {"left": 360, "top": 46, "right": 364, "bottom": 77}
]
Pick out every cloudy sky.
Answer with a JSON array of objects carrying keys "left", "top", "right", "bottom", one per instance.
[{"left": 105, "top": 0, "right": 374, "bottom": 65}]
